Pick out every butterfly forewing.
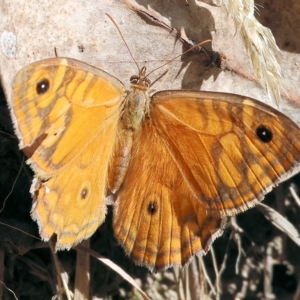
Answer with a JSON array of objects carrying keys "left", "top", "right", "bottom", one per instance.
[
  {"left": 150, "top": 91, "right": 300, "bottom": 217},
  {"left": 12, "top": 58, "right": 124, "bottom": 171}
]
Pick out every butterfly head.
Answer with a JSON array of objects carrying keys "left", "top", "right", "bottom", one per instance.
[{"left": 130, "top": 67, "right": 151, "bottom": 91}]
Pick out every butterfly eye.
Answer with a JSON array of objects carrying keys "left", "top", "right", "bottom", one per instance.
[
  {"left": 256, "top": 125, "right": 273, "bottom": 143},
  {"left": 130, "top": 75, "right": 151, "bottom": 87},
  {"left": 144, "top": 78, "right": 151, "bottom": 87},
  {"left": 147, "top": 201, "right": 158, "bottom": 215},
  {"left": 130, "top": 75, "right": 139, "bottom": 84},
  {"left": 36, "top": 79, "right": 50, "bottom": 94}
]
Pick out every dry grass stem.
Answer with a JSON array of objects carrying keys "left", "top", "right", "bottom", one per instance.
[{"left": 222, "top": 0, "right": 283, "bottom": 105}]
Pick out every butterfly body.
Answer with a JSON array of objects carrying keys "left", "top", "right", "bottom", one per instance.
[
  {"left": 11, "top": 58, "right": 300, "bottom": 271},
  {"left": 109, "top": 66, "right": 150, "bottom": 192}
]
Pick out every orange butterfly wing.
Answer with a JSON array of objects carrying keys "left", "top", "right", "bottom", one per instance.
[
  {"left": 113, "top": 90, "right": 300, "bottom": 270},
  {"left": 11, "top": 58, "right": 124, "bottom": 249}
]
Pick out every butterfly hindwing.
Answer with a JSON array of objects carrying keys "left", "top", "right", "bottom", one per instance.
[{"left": 113, "top": 121, "right": 226, "bottom": 271}]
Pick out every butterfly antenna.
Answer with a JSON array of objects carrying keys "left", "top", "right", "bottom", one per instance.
[
  {"left": 106, "top": 13, "right": 140, "bottom": 72},
  {"left": 145, "top": 39, "right": 211, "bottom": 78}
]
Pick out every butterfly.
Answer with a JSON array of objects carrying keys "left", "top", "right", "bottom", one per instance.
[{"left": 10, "top": 57, "right": 300, "bottom": 271}]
